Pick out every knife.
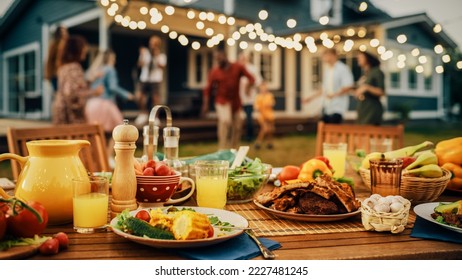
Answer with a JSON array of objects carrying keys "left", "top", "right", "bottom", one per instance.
[{"left": 245, "top": 229, "right": 276, "bottom": 259}]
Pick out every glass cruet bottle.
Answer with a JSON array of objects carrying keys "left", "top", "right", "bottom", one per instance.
[
  {"left": 142, "top": 125, "right": 159, "bottom": 162},
  {"left": 162, "top": 126, "right": 183, "bottom": 172}
]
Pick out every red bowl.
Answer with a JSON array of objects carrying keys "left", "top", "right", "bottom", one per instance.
[{"left": 136, "top": 172, "right": 181, "bottom": 203}]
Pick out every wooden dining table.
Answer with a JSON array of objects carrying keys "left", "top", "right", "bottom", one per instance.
[{"left": 3, "top": 168, "right": 462, "bottom": 260}]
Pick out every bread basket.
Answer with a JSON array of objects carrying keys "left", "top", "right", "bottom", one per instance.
[
  {"left": 359, "top": 167, "right": 451, "bottom": 203},
  {"left": 360, "top": 196, "right": 411, "bottom": 234}
]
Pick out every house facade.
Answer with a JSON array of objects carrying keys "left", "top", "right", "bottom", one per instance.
[{"left": 0, "top": 0, "right": 457, "bottom": 121}]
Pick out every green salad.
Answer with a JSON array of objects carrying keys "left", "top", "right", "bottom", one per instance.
[{"left": 227, "top": 158, "right": 269, "bottom": 202}]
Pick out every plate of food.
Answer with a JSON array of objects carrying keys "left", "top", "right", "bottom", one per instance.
[
  {"left": 254, "top": 174, "right": 361, "bottom": 222},
  {"left": 110, "top": 206, "right": 248, "bottom": 248},
  {"left": 413, "top": 201, "right": 462, "bottom": 234}
]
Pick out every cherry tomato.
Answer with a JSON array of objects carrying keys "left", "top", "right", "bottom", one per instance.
[
  {"left": 155, "top": 164, "right": 171, "bottom": 176},
  {"left": 207, "top": 224, "right": 214, "bottom": 238},
  {"left": 7, "top": 201, "right": 48, "bottom": 238},
  {"left": 0, "top": 211, "right": 6, "bottom": 240},
  {"left": 135, "top": 210, "right": 150, "bottom": 222},
  {"left": 142, "top": 167, "right": 155, "bottom": 176},
  {"left": 39, "top": 238, "right": 60, "bottom": 255},
  {"left": 145, "top": 160, "right": 156, "bottom": 169},
  {"left": 278, "top": 165, "right": 301, "bottom": 182},
  {"left": 53, "top": 232, "right": 69, "bottom": 250}
]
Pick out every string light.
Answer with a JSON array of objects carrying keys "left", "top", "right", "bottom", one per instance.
[
  {"left": 442, "top": 54, "right": 451, "bottom": 63},
  {"left": 418, "top": 56, "right": 427, "bottom": 64},
  {"left": 369, "top": 39, "right": 380, "bottom": 47},
  {"left": 359, "top": 2, "right": 368, "bottom": 12},
  {"left": 457, "top": 61, "right": 462, "bottom": 69},
  {"left": 397, "top": 34, "right": 407, "bottom": 44},
  {"left": 319, "top": 16, "right": 329, "bottom": 25},
  {"left": 435, "top": 65, "right": 444, "bottom": 73},
  {"left": 258, "top": 10, "right": 268, "bottom": 20},
  {"left": 287, "top": 19, "right": 297, "bottom": 28},
  {"left": 433, "top": 24, "right": 442, "bottom": 33},
  {"left": 99, "top": 0, "right": 460, "bottom": 75},
  {"left": 434, "top": 44, "right": 444, "bottom": 54}
]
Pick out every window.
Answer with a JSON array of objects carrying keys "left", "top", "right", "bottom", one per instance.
[
  {"left": 3, "top": 43, "right": 40, "bottom": 116},
  {"left": 407, "top": 69, "right": 417, "bottom": 89},
  {"left": 187, "top": 48, "right": 215, "bottom": 89}
]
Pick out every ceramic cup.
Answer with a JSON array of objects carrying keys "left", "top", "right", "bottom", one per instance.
[{"left": 136, "top": 171, "right": 195, "bottom": 207}]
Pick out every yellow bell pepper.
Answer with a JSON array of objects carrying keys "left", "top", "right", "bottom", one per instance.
[
  {"left": 435, "top": 137, "right": 462, "bottom": 166},
  {"left": 441, "top": 162, "right": 462, "bottom": 191},
  {"left": 298, "top": 159, "right": 333, "bottom": 181}
]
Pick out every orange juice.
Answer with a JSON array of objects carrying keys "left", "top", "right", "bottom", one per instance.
[
  {"left": 196, "top": 177, "right": 227, "bottom": 209},
  {"left": 324, "top": 149, "right": 347, "bottom": 178},
  {"left": 73, "top": 193, "right": 108, "bottom": 228}
]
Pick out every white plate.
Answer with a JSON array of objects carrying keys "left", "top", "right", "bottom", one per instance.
[
  {"left": 413, "top": 202, "right": 462, "bottom": 234},
  {"left": 110, "top": 207, "right": 248, "bottom": 248},
  {"left": 253, "top": 200, "right": 361, "bottom": 222}
]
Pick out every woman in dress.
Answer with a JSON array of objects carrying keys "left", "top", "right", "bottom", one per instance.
[
  {"left": 44, "top": 25, "right": 68, "bottom": 91},
  {"left": 86, "top": 49, "right": 135, "bottom": 156},
  {"left": 52, "top": 35, "right": 103, "bottom": 124},
  {"left": 355, "top": 51, "right": 385, "bottom": 125}
]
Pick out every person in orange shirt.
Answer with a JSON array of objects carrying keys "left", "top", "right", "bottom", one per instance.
[{"left": 254, "top": 81, "right": 275, "bottom": 150}]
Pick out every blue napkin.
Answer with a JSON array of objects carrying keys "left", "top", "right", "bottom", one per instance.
[
  {"left": 410, "top": 216, "right": 462, "bottom": 244},
  {"left": 174, "top": 233, "right": 281, "bottom": 260}
]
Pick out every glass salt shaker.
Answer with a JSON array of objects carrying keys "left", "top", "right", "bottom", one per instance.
[
  {"left": 162, "top": 127, "right": 185, "bottom": 174},
  {"left": 142, "top": 125, "right": 159, "bottom": 162}
]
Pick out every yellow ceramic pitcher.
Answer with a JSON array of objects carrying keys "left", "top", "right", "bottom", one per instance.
[{"left": 0, "top": 140, "right": 90, "bottom": 224}]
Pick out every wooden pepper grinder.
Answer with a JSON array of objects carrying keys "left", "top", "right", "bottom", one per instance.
[{"left": 111, "top": 119, "right": 139, "bottom": 218}]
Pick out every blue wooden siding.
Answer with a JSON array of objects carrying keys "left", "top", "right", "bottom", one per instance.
[
  {"left": 388, "top": 96, "right": 437, "bottom": 111},
  {"left": 2, "top": 0, "right": 96, "bottom": 50},
  {"left": 387, "top": 24, "right": 437, "bottom": 49}
]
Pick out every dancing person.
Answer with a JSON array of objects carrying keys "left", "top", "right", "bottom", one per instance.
[
  {"left": 254, "top": 81, "right": 275, "bottom": 150},
  {"left": 52, "top": 35, "right": 103, "bottom": 124},
  {"left": 239, "top": 52, "right": 262, "bottom": 142},
  {"left": 135, "top": 35, "right": 167, "bottom": 126},
  {"left": 303, "top": 48, "right": 354, "bottom": 123},
  {"left": 86, "top": 50, "right": 135, "bottom": 157},
  {"left": 45, "top": 25, "right": 69, "bottom": 91},
  {"left": 354, "top": 51, "right": 385, "bottom": 125},
  {"left": 201, "top": 50, "right": 255, "bottom": 150}
]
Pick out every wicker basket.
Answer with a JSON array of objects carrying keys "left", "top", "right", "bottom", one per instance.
[
  {"left": 359, "top": 167, "right": 451, "bottom": 203},
  {"left": 360, "top": 197, "right": 411, "bottom": 234}
]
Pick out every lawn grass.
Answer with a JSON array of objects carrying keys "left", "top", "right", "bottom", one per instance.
[{"left": 1, "top": 121, "right": 460, "bottom": 178}]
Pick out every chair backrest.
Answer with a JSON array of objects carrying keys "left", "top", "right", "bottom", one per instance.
[
  {"left": 7, "top": 124, "right": 110, "bottom": 180},
  {"left": 315, "top": 121, "right": 404, "bottom": 156}
]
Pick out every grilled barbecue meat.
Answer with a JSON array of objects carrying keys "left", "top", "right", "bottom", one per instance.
[
  {"left": 298, "top": 192, "right": 338, "bottom": 215},
  {"left": 256, "top": 174, "right": 360, "bottom": 214}
]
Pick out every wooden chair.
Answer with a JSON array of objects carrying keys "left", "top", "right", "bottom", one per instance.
[
  {"left": 6, "top": 123, "right": 110, "bottom": 180},
  {"left": 315, "top": 121, "right": 404, "bottom": 156}
]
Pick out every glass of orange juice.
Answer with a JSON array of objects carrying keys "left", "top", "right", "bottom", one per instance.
[
  {"left": 73, "top": 175, "right": 109, "bottom": 233},
  {"left": 194, "top": 160, "right": 229, "bottom": 209},
  {"left": 323, "top": 142, "right": 347, "bottom": 178}
]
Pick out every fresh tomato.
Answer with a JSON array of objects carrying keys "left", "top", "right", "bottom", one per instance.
[
  {"left": 0, "top": 211, "right": 6, "bottom": 240},
  {"left": 39, "top": 238, "right": 59, "bottom": 255},
  {"left": 278, "top": 165, "right": 301, "bottom": 182},
  {"left": 145, "top": 160, "right": 156, "bottom": 169},
  {"left": 135, "top": 210, "right": 151, "bottom": 222},
  {"left": 53, "top": 232, "right": 69, "bottom": 250},
  {"left": 207, "top": 224, "right": 214, "bottom": 238},
  {"left": 314, "top": 156, "right": 333, "bottom": 170},
  {"left": 142, "top": 167, "right": 155, "bottom": 176},
  {"left": 7, "top": 201, "right": 48, "bottom": 238},
  {"left": 155, "top": 164, "right": 171, "bottom": 176}
]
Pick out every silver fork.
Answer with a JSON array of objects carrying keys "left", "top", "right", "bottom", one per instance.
[{"left": 245, "top": 229, "right": 276, "bottom": 259}]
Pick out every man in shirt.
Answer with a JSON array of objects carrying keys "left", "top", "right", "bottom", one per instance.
[
  {"left": 304, "top": 48, "right": 354, "bottom": 123},
  {"left": 202, "top": 50, "right": 255, "bottom": 150}
]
